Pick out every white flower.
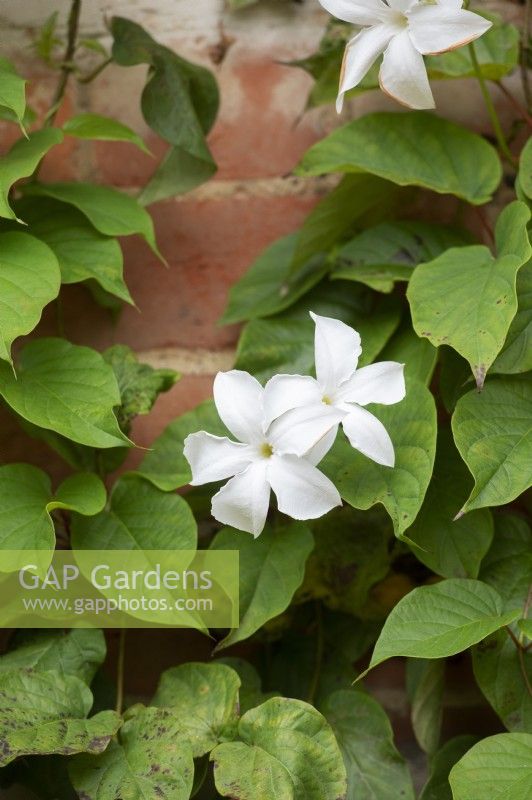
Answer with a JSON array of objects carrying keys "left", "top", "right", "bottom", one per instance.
[
  {"left": 263, "top": 312, "right": 406, "bottom": 468},
  {"left": 319, "top": 0, "right": 491, "bottom": 111},
  {"left": 184, "top": 370, "right": 343, "bottom": 537}
]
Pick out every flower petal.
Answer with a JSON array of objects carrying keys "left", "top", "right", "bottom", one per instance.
[
  {"left": 336, "top": 23, "right": 398, "bottom": 112},
  {"left": 306, "top": 427, "right": 339, "bottom": 466},
  {"left": 319, "top": 0, "right": 393, "bottom": 26},
  {"left": 263, "top": 373, "right": 322, "bottom": 429},
  {"left": 310, "top": 311, "right": 362, "bottom": 394},
  {"left": 268, "top": 403, "right": 345, "bottom": 457},
  {"left": 211, "top": 461, "right": 270, "bottom": 537},
  {"left": 379, "top": 29, "right": 435, "bottom": 109},
  {"left": 407, "top": 5, "right": 491, "bottom": 55},
  {"left": 341, "top": 405, "right": 396, "bottom": 466},
  {"left": 184, "top": 432, "right": 253, "bottom": 485},
  {"left": 268, "top": 454, "right": 342, "bottom": 520},
  {"left": 387, "top": 0, "right": 414, "bottom": 10},
  {"left": 338, "top": 361, "right": 406, "bottom": 406},
  {"left": 213, "top": 370, "right": 264, "bottom": 444}
]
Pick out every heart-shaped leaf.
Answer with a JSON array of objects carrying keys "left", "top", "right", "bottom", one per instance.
[
  {"left": 0, "top": 464, "right": 106, "bottom": 556},
  {"left": 0, "top": 338, "right": 130, "bottom": 449},
  {"left": 152, "top": 662, "right": 240, "bottom": 756},
  {"left": 363, "top": 579, "right": 520, "bottom": 675},
  {"left": 0, "top": 669, "right": 120, "bottom": 766},
  {"left": 449, "top": 733, "right": 532, "bottom": 800},
  {"left": 296, "top": 113, "right": 501, "bottom": 205},
  {"left": 452, "top": 375, "right": 532, "bottom": 513},
  {"left": 0, "top": 57, "right": 26, "bottom": 127},
  {"left": 408, "top": 202, "right": 531, "bottom": 388},
  {"left": 70, "top": 705, "right": 194, "bottom": 800},
  {"left": 211, "top": 696, "right": 347, "bottom": 800}
]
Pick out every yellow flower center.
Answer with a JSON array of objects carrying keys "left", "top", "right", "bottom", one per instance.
[
  {"left": 260, "top": 442, "right": 274, "bottom": 458},
  {"left": 322, "top": 395, "right": 332, "bottom": 405}
]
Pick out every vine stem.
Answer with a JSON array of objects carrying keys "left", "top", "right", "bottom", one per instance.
[
  {"left": 115, "top": 629, "right": 127, "bottom": 716},
  {"left": 494, "top": 81, "right": 532, "bottom": 131},
  {"left": 522, "top": 0, "right": 532, "bottom": 113},
  {"left": 307, "top": 602, "right": 324, "bottom": 706},
  {"left": 43, "top": 0, "right": 82, "bottom": 127},
  {"left": 468, "top": 42, "right": 517, "bottom": 168}
]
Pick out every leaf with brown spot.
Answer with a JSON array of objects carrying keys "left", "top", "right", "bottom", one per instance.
[
  {"left": 0, "top": 669, "right": 120, "bottom": 767},
  {"left": 70, "top": 705, "right": 193, "bottom": 800}
]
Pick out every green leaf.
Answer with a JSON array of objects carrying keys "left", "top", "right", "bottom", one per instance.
[
  {"left": 0, "top": 57, "right": 26, "bottom": 128},
  {"left": 0, "top": 338, "right": 130, "bottom": 448},
  {"left": 16, "top": 197, "right": 133, "bottom": 304},
  {"left": 406, "top": 659, "right": 445, "bottom": 755},
  {"left": 210, "top": 521, "right": 314, "bottom": 650},
  {"left": 71, "top": 474, "right": 197, "bottom": 551},
  {"left": 70, "top": 705, "right": 194, "bottom": 800},
  {"left": 322, "top": 690, "right": 414, "bottom": 800},
  {"left": 0, "top": 629, "right": 106, "bottom": 684},
  {"left": 0, "top": 128, "right": 63, "bottom": 219},
  {"left": 296, "top": 112, "right": 501, "bottom": 205},
  {"left": 519, "top": 619, "right": 532, "bottom": 640},
  {"left": 481, "top": 513, "right": 532, "bottom": 571},
  {"left": 452, "top": 375, "right": 532, "bottom": 513},
  {"left": 235, "top": 282, "right": 401, "bottom": 382},
  {"left": 407, "top": 429, "right": 494, "bottom": 579},
  {"left": 299, "top": 506, "right": 391, "bottom": 616},
  {"left": 0, "top": 231, "right": 60, "bottom": 363},
  {"left": 103, "top": 344, "right": 178, "bottom": 432},
  {"left": 152, "top": 662, "right": 240, "bottom": 756},
  {"left": 408, "top": 202, "right": 531, "bottom": 388},
  {"left": 137, "top": 400, "right": 228, "bottom": 491},
  {"left": 449, "top": 733, "right": 532, "bottom": 800},
  {"left": 0, "top": 464, "right": 106, "bottom": 555},
  {"left": 63, "top": 112, "right": 150, "bottom": 153},
  {"left": 379, "top": 324, "right": 438, "bottom": 386},
  {"left": 473, "top": 629, "right": 532, "bottom": 732},
  {"left": 211, "top": 697, "right": 347, "bottom": 800},
  {"left": 363, "top": 579, "right": 520, "bottom": 675},
  {"left": 493, "top": 261, "right": 532, "bottom": 374},
  {"left": 520, "top": 138, "right": 532, "bottom": 199},
  {"left": 22, "top": 181, "right": 162, "bottom": 259},
  {"left": 0, "top": 669, "right": 121, "bottom": 766},
  {"left": 221, "top": 233, "right": 327, "bottom": 325},
  {"left": 111, "top": 16, "right": 218, "bottom": 203},
  {"left": 419, "top": 735, "right": 478, "bottom": 800},
  {"left": 322, "top": 377, "right": 437, "bottom": 537},
  {"left": 332, "top": 221, "right": 471, "bottom": 293},
  {"left": 33, "top": 12, "right": 60, "bottom": 65},
  {"left": 290, "top": 174, "right": 400, "bottom": 275},
  {"left": 210, "top": 697, "right": 346, "bottom": 800}
]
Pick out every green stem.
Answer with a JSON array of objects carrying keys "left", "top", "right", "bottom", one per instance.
[
  {"left": 307, "top": 602, "right": 324, "bottom": 706},
  {"left": 78, "top": 56, "right": 112, "bottom": 84},
  {"left": 521, "top": 0, "right": 532, "bottom": 114},
  {"left": 43, "top": 0, "right": 82, "bottom": 127},
  {"left": 115, "top": 629, "right": 126, "bottom": 716},
  {"left": 468, "top": 42, "right": 517, "bottom": 168}
]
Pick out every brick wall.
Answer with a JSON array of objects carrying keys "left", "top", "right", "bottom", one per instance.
[{"left": 0, "top": 0, "right": 522, "bottom": 476}]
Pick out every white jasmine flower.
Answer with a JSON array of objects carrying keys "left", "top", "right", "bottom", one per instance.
[
  {"left": 319, "top": 0, "right": 492, "bottom": 111},
  {"left": 184, "top": 370, "right": 343, "bottom": 536},
  {"left": 263, "top": 312, "right": 406, "bottom": 468}
]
